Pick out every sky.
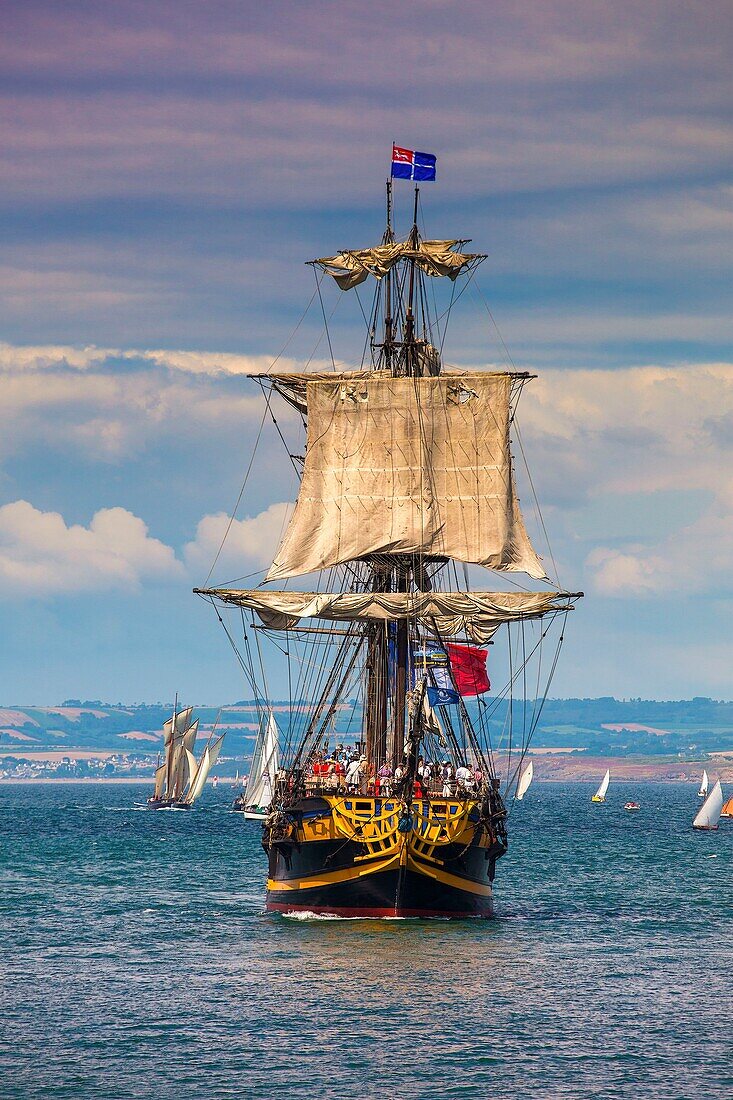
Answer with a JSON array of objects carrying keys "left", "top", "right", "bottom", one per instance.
[{"left": 0, "top": 0, "right": 732, "bottom": 703}]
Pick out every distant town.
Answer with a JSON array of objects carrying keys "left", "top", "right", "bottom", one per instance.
[{"left": 1, "top": 697, "right": 732, "bottom": 782}]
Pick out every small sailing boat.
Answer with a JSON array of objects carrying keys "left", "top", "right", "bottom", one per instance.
[
  {"left": 516, "top": 760, "right": 534, "bottom": 801},
  {"left": 233, "top": 711, "right": 279, "bottom": 820},
  {"left": 721, "top": 796, "right": 733, "bottom": 819},
  {"left": 697, "top": 770, "right": 709, "bottom": 798},
  {"left": 692, "top": 780, "right": 723, "bottom": 831},
  {"left": 146, "top": 700, "right": 225, "bottom": 808},
  {"left": 592, "top": 769, "right": 610, "bottom": 803}
]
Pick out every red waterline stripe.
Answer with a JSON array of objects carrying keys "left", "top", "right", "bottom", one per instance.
[{"left": 266, "top": 901, "right": 490, "bottom": 919}]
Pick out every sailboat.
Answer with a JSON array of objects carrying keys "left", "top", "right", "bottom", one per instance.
[
  {"left": 692, "top": 780, "right": 723, "bottom": 831},
  {"left": 697, "top": 770, "right": 709, "bottom": 798},
  {"left": 233, "top": 711, "right": 280, "bottom": 820},
  {"left": 516, "top": 761, "right": 534, "bottom": 801},
  {"left": 592, "top": 769, "right": 610, "bottom": 803},
  {"left": 720, "top": 795, "right": 733, "bottom": 819},
  {"left": 146, "top": 701, "right": 226, "bottom": 808},
  {"left": 196, "top": 169, "right": 582, "bottom": 917}
]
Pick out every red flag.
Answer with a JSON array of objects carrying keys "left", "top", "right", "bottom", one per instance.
[{"left": 446, "top": 643, "right": 490, "bottom": 696}]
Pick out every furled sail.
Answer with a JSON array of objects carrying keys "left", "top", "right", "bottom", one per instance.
[
  {"left": 516, "top": 760, "right": 534, "bottom": 801},
  {"left": 244, "top": 711, "right": 279, "bottom": 810},
  {"left": 692, "top": 780, "right": 723, "bottom": 829},
  {"left": 196, "top": 588, "right": 575, "bottom": 645},
  {"left": 265, "top": 373, "right": 546, "bottom": 581},
  {"left": 314, "top": 240, "right": 485, "bottom": 291}
]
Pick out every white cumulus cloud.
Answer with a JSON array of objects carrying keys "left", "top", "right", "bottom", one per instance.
[
  {"left": 184, "top": 502, "right": 293, "bottom": 582},
  {"left": 0, "top": 501, "right": 184, "bottom": 597},
  {"left": 517, "top": 364, "right": 733, "bottom": 597}
]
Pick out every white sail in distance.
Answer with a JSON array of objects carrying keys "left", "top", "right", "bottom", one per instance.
[
  {"left": 698, "top": 770, "right": 709, "bottom": 797},
  {"left": 186, "top": 734, "right": 226, "bottom": 804},
  {"left": 593, "top": 770, "right": 610, "bottom": 801},
  {"left": 153, "top": 763, "right": 167, "bottom": 800},
  {"left": 163, "top": 706, "right": 194, "bottom": 746},
  {"left": 693, "top": 780, "right": 723, "bottom": 830},
  {"left": 244, "top": 711, "right": 279, "bottom": 810},
  {"left": 516, "top": 761, "right": 534, "bottom": 801}
]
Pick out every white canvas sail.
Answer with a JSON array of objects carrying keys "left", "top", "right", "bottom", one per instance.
[
  {"left": 266, "top": 373, "right": 546, "bottom": 582},
  {"left": 516, "top": 761, "right": 534, "bottom": 801},
  {"left": 198, "top": 588, "right": 573, "bottom": 646},
  {"left": 314, "top": 240, "right": 485, "bottom": 290},
  {"left": 594, "top": 769, "right": 610, "bottom": 800},
  {"left": 183, "top": 718, "right": 199, "bottom": 754},
  {"left": 163, "top": 706, "right": 194, "bottom": 746},
  {"left": 244, "top": 711, "right": 279, "bottom": 810},
  {"left": 187, "top": 734, "right": 226, "bottom": 804},
  {"left": 153, "top": 762, "right": 167, "bottom": 800},
  {"left": 693, "top": 780, "right": 723, "bottom": 829},
  {"left": 184, "top": 749, "right": 199, "bottom": 792},
  {"left": 169, "top": 739, "right": 187, "bottom": 799},
  {"left": 697, "top": 770, "right": 709, "bottom": 797}
]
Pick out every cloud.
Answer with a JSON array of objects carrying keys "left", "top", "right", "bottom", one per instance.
[
  {"left": 587, "top": 496, "right": 733, "bottom": 599},
  {"left": 0, "top": 340, "right": 333, "bottom": 378},
  {"left": 516, "top": 364, "right": 733, "bottom": 597},
  {"left": 184, "top": 502, "right": 293, "bottom": 583},
  {"left": 0, "top": 342, "right": 306, "bottom": 464},
  {"left": 0, "top": 501, "right": 183, "bottom": 597},
  {"left": 1, "top": 343, "right": 732, "bottom": 604},
  {"left": 0, "top": 3, "right": 731, "bottom": 208}
]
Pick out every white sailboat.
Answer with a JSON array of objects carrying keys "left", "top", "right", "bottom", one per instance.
[
  {"left": 233, "top": 711, "right": 279, "bottom": 820},
  {"left": 697, "top": 770, "right": 709, "bottom": 798},
  {"left": 692, "top": 780, "right": 723, "bottom": 831},
  {"left": 516, "top": 761, "right": 534, "bottom": 801},
  {"left": 185, "top": 732, "right": 226, "bottom": 804},
  {"left": 592, "top": 769, "right": 610, "bottom": 803}
]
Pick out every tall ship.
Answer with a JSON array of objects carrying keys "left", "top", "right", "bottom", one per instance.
[
  {"left": 197, "top": 160, "right": 581, "bottom": 916},
  {"left": 147, "top": 701, "right": 225, "bottom": 809}
]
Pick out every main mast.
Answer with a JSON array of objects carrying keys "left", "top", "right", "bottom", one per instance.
[{"left": 367, "top": 185, "right": 425, "bottom": 779}]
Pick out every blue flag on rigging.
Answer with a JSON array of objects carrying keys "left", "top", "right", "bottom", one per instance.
[
  {"left": 412, "top": 645, "right": 459, "bottom": 706},
  {"left": 391, "top": 144, "right": 437, "bottom": 182},
  {"left": 427, "top": 685, "right": 460, "bottom": 708}
]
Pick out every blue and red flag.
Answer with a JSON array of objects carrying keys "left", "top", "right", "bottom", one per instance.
[{"left": 391, "top": 144, "right": 437, "bottom": 182}]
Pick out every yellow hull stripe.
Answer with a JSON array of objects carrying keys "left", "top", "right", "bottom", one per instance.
[
  {"left": 406, "top": 853, "right": 492, "bottom": 897},
  {"left": 267, "top": 852, "right": 400, "bottom": 892},
  {"left": 267, "top": 843, "right": 491, "bottom": 898}
]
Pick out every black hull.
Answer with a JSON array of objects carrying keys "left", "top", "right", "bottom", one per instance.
[
  {"left": 266, "top": 866, "right": 493, "bottom": 918},
  {"left": 264, "top": 796, "right": 504, "bottom": 919}
]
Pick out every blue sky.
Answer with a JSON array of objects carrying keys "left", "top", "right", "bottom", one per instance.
[{"left": 0, "top": 1, "right": 732, "bottom": 702}]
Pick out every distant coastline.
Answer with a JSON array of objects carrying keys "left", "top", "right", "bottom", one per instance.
[{"left": 2, "top": 754, "right": 731, "bottom": 785}]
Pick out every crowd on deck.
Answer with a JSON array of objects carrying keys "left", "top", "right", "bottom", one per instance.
[{"left": 305, "top": 747, "right": 484, "bottom": 799}]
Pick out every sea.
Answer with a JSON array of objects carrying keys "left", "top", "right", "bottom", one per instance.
[{"left": 1, "top": 781, "right": 730, "bottom": 1100}]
